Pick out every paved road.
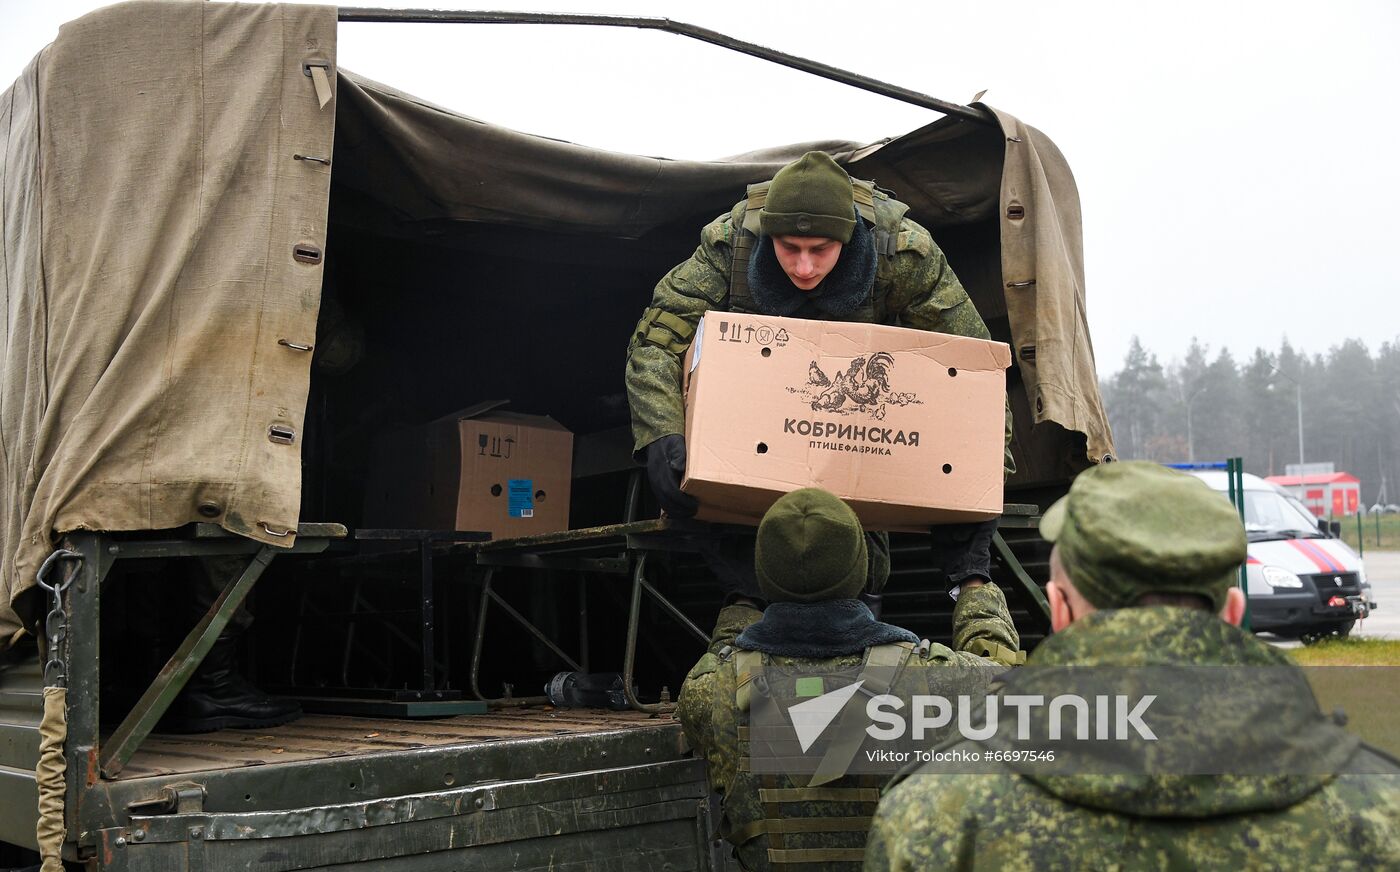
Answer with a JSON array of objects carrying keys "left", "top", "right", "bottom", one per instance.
[
  {"left": 1355, "top": 550, "right": 1400, "bottom": 639},
  {"left": 1262, "top": 549, "right": 1399, "bottom": 647}
]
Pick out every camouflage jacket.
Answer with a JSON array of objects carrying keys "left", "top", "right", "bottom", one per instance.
[
  {"left": 677, "top": 584, "right": 1021, "bottom": 871},
  {"left": 624, "top": 195, "right": 1013, "bottom": 472},
  {"left": 865, "top": 607, "right": 1400, "bottom": 871}
]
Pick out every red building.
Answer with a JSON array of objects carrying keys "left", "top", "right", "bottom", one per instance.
[{"left": 1265, "top": 472, "right": 1361, "bottom": 517}]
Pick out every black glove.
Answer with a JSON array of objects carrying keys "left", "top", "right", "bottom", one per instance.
[
  {"left": 645, "top": 434, "right": 699, "bottom": 519},
  {"left": 929, "top": 517, "right": 999, "bottom": 591}
]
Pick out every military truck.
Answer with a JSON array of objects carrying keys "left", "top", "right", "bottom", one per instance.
[{"left": 0, "top": 4, "right": 1112, "bottom": 869}]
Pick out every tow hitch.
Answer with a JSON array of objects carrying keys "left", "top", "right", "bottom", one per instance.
[{"left": 1326, "top": 595, "right": 1368, "bottom": 619}]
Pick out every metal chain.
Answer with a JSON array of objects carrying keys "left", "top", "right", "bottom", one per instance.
[{"left": 35, "top": 549, "right": 82, "bottom": 688}]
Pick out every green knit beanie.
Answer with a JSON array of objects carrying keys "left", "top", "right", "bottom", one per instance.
[
  {"left": 756, "top": 488, "right": 869, "bottom": 603},
  {"left": 1040, "top": 461, "right": 1247, "bottom": 611},
  {"left": 759, "top": 152, "right": 856, "bottom": 243}
]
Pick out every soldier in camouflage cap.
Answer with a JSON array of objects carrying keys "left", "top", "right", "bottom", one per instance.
[
  {"left": 865, "top": 462, "right": 1400, "bottom": 870},
  {"left": 678, "top": 489, "right": 1023, "bottom": 871},
  {"left": 624, "top": 150, "right": 1012, "bottom": 608},
  {"left": 1041, "top": 459, "right": 1249, "bottom": 614}
]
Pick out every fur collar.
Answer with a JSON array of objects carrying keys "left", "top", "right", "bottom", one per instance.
[
  {"left": 735, "top": 599, "right": 918, "bottom": 658},
  {"left": 746, "top": 212, "right": 877, "bottom": 317}
]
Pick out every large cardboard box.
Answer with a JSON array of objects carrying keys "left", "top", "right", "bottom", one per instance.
[
  {"left": 364, "top": 401, "right": 573, "bottom": 538},
  {"left": 682, "top": 312, "right": 1010, "bottom": 529}
]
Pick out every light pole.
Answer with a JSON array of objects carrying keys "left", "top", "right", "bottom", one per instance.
[
  {"left": 1268, "top": 361, "right": 1305, "bottom": 486},
  {"left": 1185, "top": 385, "right": 1209, "bottom": 463}
]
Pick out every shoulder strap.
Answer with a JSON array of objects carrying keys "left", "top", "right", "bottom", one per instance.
[
  {"left": 806, "top": 642, "right": 914, "bottom": 788},
  {"left": 733, "top": 648, "right": 763, "bottom": 713},
  {"left": 864, "top": 183, "right": 906, "bottom": 258},
  {"left": 860, "top": 641, "right": 913, "bottom": 696},
  {"left": 867, "top": 191, "right": 910, "bottom": 322},
  {"left": 851, "top": 178, "right": 878, "bottom": 226},
  {"left": 728, "top": 185, "right": 763, "bottom": 311}
]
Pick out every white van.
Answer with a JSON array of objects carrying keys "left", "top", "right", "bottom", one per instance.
[{"left": 1185, "top": 469, "right": 1373, "bottom": 640}]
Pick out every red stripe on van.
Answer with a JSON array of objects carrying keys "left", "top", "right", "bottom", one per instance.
[
  {"left": 1296, "top": 539, "right": 1343, "bottom": 573},
  {"left": 1286, "top": 539, "right": 1332, "bottom": 573}
]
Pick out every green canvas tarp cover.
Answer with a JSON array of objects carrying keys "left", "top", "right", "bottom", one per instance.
[{"left": 0, "top": 0, "right": 1112, "bottom": 648}]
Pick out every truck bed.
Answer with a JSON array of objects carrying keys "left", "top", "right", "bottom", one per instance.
[
  {"left": 1, "top": 653, "right": 716, "bottom": 870},
  {"left": 121, "top": 708, "right": 674, "bottom": 778}
]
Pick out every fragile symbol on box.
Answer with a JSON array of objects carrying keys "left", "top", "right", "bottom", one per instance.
[
  {"left": 479, "top": 433, "right": 515, "bottom": 459},
  {"left": 718, "top": 320, "right": 767, "bottom": 344}
]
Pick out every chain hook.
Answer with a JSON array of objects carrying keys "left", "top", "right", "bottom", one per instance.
[
  {"left": 36, "top": 549, "right": 82, "bottom": 596},
  {"left": 36, "top": 549, "right": 83, "bottom": 688}
]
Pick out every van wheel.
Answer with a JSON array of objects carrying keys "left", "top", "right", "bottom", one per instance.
[{"left": 1300, "top": 621, "right": 1355, "bottom": 644}]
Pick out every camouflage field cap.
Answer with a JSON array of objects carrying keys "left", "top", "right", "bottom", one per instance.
[
  {"left": 1040, "top": 461, "right": 1246, "bottom": 610},
  {"left": 756, "top": 488, "right": 868, "bottom": 603},
  {"left": 759, "top": 151, "right": 856, "bottom": 243}
]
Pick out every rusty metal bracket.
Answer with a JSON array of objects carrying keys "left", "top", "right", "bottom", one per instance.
[{"left": 127, "top": 782, "right": 206, "bottom": 816}]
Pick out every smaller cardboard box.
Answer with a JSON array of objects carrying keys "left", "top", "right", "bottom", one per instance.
[
  {"left": 364, "top": 401, "right": 573, "bottom": 538},
  {"left": 681, "top": 312, "right": 1010, "bottom": 530}
]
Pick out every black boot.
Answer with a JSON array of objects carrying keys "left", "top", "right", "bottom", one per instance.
[{"left": 161, "top": 636, "right": 302, "bottom": 733}]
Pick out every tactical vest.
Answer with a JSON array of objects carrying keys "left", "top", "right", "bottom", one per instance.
[
  {"left": 714, "top": 641, "right": 920, "bottom": 871},
  {"left": 728, "top": 177, "right": 910, "bottom": 319}
]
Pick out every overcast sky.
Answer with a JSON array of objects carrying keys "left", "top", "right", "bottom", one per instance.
[{"left": 4, "top": 0, "right": 1397, "bottom": 375}]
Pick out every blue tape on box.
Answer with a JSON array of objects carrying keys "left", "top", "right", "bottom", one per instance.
[{"left": 508, "top": 479, "right": 534, "bottom": 518}]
